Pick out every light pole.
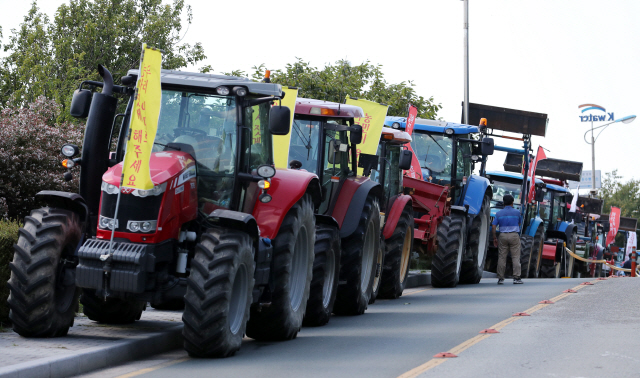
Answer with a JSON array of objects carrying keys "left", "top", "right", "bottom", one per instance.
[
  {"left": 462, "top": 0, "right": 469, "bottom": 125},
  {"left": 583, "top": 115, "right": 637, "bottom": 191}
]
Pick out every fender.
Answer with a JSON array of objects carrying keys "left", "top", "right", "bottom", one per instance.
[
  {"left": 334, "top": 177, "right": 383, "bottom": 239},
  {"left": 547, "top": 230, "right": 568, "bottom": 242},
  {"left": 36, "top": 190, "right": 89, "bottom": 224},
  {"left": 252, "top": 168, "right": 321, "bottom": 240},
  {"left": 525, "top": 217, "right": 544, "bottom": 238},
  {"left": 461, "top": 174, "right": 490, "bottom": 215},
  {"left": 315, "top": 214, "right": 339, "bottom": 230},
  {"left": 564, "top": 223, "right": 576, "bottom": 242},
  {"left": 383, "top": 195, "right": 412, "bottom": 240},
  {"left": 557, "top": 221, "right": 569, "bottom": 233}
]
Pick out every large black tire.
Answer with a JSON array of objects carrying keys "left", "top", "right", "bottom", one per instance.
[
  {"left": 303, "top": 224, "right": 341, "bottom": 327},
  {"left": 460, "top": 197, "right": 490, "bottom": 284},
  {"left": 519, "top": 236, "right": 534, "bottom": 278},
  {"left": 368, "top": 234, "right": 385, "bottom": 304},
  {"left": 539, "top": 261, "right": 559, "bottom": 278},
  {"left": 246, "top": 194, "right": 315, "bottom": 340},
  {"left": 528, "top": 225, "right": 545, "bottom": 278},
  {"left": 561, "top": 233, "right": 577, "bottom": 278},
  {"left": 8, "top": 207, "right": 81, "bottom": 337},
  {"left": 81, "top": 290, "right": 146, "bottom": 324},
  {"left": 431, "top": 213, "right": 466, "bottom": 288},
  {"left": 379, "top": 205, "right": 413, "bottom": 299},
  {"left": 182, "top": 228, "right": 254, "bottom": 357},
  {"left": 333, "top": 196, "right": 381, "bottom": 315}
]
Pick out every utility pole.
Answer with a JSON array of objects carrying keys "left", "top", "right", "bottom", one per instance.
[
  {"left": 591, "top": 120, "right": 596, "bottom": 191},
  {"left": 463, "top": 0, "right": 469, "bottom": 125}
]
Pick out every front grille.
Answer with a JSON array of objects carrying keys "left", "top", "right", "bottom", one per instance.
[{"left": 100, "top": 192, "right": 163, "bottom": 232}]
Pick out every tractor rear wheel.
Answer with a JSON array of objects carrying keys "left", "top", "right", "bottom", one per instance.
[
  {"left": 519, "top": 236, "right": 534, "bottom": 278},
  {"left": 460, "top": 197, "right": 490, "bottom": 284},
  {"left": 247, "top": 194, "right": 315, "bottom": 340},
  {"left": 368, "top": 234, "right": 385, "bottom": 304},
  {"left": 431, "top": 213, "right": 466, "bottom": 288},
  {"left": 528, "top": 225, "right": 545, "bottom": 278},
  {"left": 379, "top": 205, "right": 413, "bottom": 299},
  {"left": 182, "top": 227, "right": 254, "bottom": 357},
  {"left": 81, "top": 290, "right": 146, "bottom": 324},
  {"left": 8, "top": 207, "right": 81, "bottom": 337},
  {"left": 303, "top": 224, "right": 341, "bottom": 327},
  {"left": 539, "top": 261, "right": 560, "bottom": 278},
  {"left": 333, "top": 196, "right": 381, "bottom": 315}
]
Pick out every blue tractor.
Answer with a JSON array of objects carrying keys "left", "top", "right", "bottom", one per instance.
[
  {"left": 484, "top": 170, "right": 546, "bottom": 278},
  {"left": 385, "top": 117, "right": 495, "bottom": 287}
]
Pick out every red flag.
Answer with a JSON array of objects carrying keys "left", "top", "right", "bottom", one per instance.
[
  {"left": 527, "top": 146, "right": 547, "bottom": 203},
  {"left": 606, "top": 207, "right": 621, "bottom": 246},
  {"left": 402, "top": 104, "right": 422, "bottom": 179},
  {"left": 405, "top": 104, "right": 418, "bottom": 136}
]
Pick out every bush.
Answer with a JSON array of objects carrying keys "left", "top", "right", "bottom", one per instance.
[
  {"left": 0, "top": 97, "right": 83, "bottom": 220},
  {"left": 0, "top": 219, "right": 20, "bottom": 326}
]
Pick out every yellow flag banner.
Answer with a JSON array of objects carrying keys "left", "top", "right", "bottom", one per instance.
[
  {"left": 122, "top": 43, "right": 162, "bottom": 190},
  {"left": 345, "top": 97, "right": 389, "bottom": 175},
  {"left": 272, "top": 86, "right": 299, "bottom": 169}
]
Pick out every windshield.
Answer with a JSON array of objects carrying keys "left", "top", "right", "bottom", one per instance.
[
  {"left": 410, "top": 132, "right": 453, "bottom": 184},
  {"left": 152, "top": 89, "right": 240, "bottom": 211},
  {"left": 371, "top": 143, "right": 402, "bottom": 209},
  {"left": 289, "top": 119, "right": 321, "bottom": 172},
  {"left": 491, "top": 180, "right": 523, "bottom": 209}
]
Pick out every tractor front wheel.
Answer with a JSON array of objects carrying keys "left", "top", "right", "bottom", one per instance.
[
  {"left": 379, "top": 205, "right": 413, "bottom": 299},
  {"left": 460, "top": 197, "right": 490, "bottom": 284},
  {"left": 246, "top": 194, "right": 315, "bottom": 340},
  {"left": 333, "top": 196, "right": 381, "bottom": 315},
  {"left": 182, "top": 227, "right": 254, "bottom": 357},
  {"left": 303, "top": 224, "right": 341, "bottom": 327},
  {"left": 431, "top": 213, "right": 466, "bottom": 288},
  {"left": 8, "top": 207, "right": 81, "bottom": 337},
  {"left": 528, "top": 225, "right": 545, "bottom": 278},
  {"left": 519, "top": 236, "right": 534, "bottom": 278},
  {"left": 368, "top": 234, "right": 385, "bottom": 304}
]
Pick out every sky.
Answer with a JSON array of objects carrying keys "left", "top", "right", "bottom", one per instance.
[{"left": 1, "top": 0, "right": 639, "bottom": 187}]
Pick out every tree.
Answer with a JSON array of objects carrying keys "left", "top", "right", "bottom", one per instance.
[
  {"left": 1, "top": 0, "right": 206, "bottom": 119},
  {"left": 228, "top": 59, "right": 441, "bottom": 119},
  {"left": 598, "top": 170, "right": 640, "bottom": 247}
]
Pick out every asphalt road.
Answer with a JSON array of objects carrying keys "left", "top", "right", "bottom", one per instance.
[{"left": 76, "top": 277, "right": 638, "bottom": 378}]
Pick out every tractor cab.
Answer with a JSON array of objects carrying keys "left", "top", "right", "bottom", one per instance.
[
  {"left": 289, "top": 98, "right": 364, "bottom": 213},
  {"left": 369, "top": 127, "right": 413, "bottom": 210}
]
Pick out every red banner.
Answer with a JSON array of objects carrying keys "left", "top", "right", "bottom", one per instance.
[
  {"left": 405, "top": 104, "right": 418, "bottom": 136},
  {"left": 606, "top": 206, "right": 621, "bottom": 246},
  {"left": 403, "top": 104, "right": 422, "bottom": 179},
  {"left": 527, "top": 146, "right": 546, "bottom": 204}
]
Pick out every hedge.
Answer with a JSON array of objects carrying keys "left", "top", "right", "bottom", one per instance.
[{"left": 0, "top": 219, "right": 20, "bottom": 326}]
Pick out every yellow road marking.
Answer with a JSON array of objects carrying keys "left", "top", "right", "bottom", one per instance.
[
  {"left": 448, "top": 334, "right": 492, "bottom": 355},
  {"left": 115, "top": 357, "right": 189, "bottom": 378},
  {"left": 403, "top": 288, "right": 433, "bottom": 296},
  {"left": 397, "top": 358, "right": 448, "bottom": 378}
]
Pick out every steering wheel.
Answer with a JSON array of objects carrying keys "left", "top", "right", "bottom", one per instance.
[{"left": 174, "top": 127, "right": 207, "bottom": 137}]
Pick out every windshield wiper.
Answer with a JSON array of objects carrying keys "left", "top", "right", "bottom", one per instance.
[{"left": 427, "top": 134, "right": 448, "bottom": 156}]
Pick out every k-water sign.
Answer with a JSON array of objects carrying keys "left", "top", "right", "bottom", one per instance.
[
  {"left": 578, "top": 103, "right": 615, "bottom": 122},
  {"left": 568, "top": 170, "right": 601, "bottom": 189}
]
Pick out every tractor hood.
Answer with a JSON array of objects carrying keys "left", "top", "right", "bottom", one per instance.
[{"left": 102, "top": 151, "right": 196, "bottom": 187}]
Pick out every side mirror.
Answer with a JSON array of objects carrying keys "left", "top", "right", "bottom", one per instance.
[
  {"left": 269, "top": 105, "right": 291, "bottom": 135},
  {"left": 70, "top": 89, "right": 93, "bottom": 118},
  {"left": 535, "top": 185, "right": 546, "bottom": 203},
  {"left": 399, "top": 149, "right": 413, "bottom": 170},
  {"left": 480, "top": 137, "right": 494, "bottom": 156},
  {"left": 350, "top": 125, "right": 363, "bottom": 145}
]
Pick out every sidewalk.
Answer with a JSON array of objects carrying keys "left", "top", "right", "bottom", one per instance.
[{"left": 0, "top": 309, "right": 184, "bottom": 378}]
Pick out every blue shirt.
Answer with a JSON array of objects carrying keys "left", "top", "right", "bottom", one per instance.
[{"left": 492, "top": 206, "right": 522, "bottom": 233}]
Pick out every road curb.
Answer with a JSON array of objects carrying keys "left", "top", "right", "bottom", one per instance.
[{"left": 0, "top": 325, "right": 184, "bottom": 378}]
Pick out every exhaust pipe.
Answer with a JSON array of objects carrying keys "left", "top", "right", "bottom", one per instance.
[{"left": 79, "top": 65, "right": 118, "bottom": 233}]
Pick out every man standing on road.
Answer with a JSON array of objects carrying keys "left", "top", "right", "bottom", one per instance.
[{"left": 492, "top": 194, "right": 523, "bottom": 284}]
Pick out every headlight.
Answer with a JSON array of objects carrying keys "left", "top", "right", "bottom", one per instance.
[
  {"left": 257, "top": 164, "right": 276, "bottom": 178},
  {"left": 99, "top": 216, "right": 118, "bottom": 230},
  {"left": 141, "top": 221, "right": 153, "bottom": 232},
  {"left": 61, "top": 144, "right": 79, "bottom": 157},
  {"left": 101, "top": 181, "right": 120, "bottom": 194},
  {"left": 471, "top": 155, "right": 479, "bottom": 161},
  {"left": 258, "top": 180, "right": 271, "bottom": 189},
  {"left": 445, "top": 128, "right": 454, "bottom": 135},
  {"left": 132, "top": 183, "right": 167, "bottom": 197},
  {"left": 392, "top": 122, "right": 400, "bottom": 129},
  {"left": 216, "top": 86, "right": 230, "bottom": 95},
  {"left": 126, "top": 220, "right": 157, "bottom": 233},
  {"left": 233, "top": 86, "right": 247, "bottom": 97}
]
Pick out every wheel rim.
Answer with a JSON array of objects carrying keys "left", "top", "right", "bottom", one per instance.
[
  {"left": 477, "top": 212, "right": 488, "bottom": 269},
  {"left": 228, "top": 263, "right": 248, "bottom": 335},
  {"left": 289, "top": 225, "right": 310, "bottom": 312},
  {"left": 322, "top": 243, "right": 336, "bottom": 309},
  {"left": 399, "top": 226, "right": 412, "bottom": 283},
  {"left": 360, "top": 220, "right": 376, "bottom": 293},
  {"left": 456, "top": 224, "right": 464, "bottom": 275}
]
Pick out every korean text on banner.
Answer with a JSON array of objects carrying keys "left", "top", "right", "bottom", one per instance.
[
  {"left": 122, "top": 43, "right": 162, "bottom": 190},
  {"left": 402, "top": 105, "right": 422, "bottom": 179},
  {"left": 272, "top": 87, "right": 298, "bottom": 168},
  {"left": 625, "top": 232, "right": 637, "bottom": 261},
  {"left": 345, "top": 97, "right": 388, "bottom": 176},
  {"left": 606, "top": 206, "right": 621, "bottom": 246},
  {"left": 527, "top": 146, "right": 546, "bottom": 204}
]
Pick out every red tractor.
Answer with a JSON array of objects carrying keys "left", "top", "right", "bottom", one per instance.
[
  {"left": 359, "top": 127, "right": 415, "bottom": 298},
  {"left": 287, "top": 98, "right": 381, "bottom": 323},
  {"left": 8, "top": 66, "right": 324, "bottom": 358}
]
